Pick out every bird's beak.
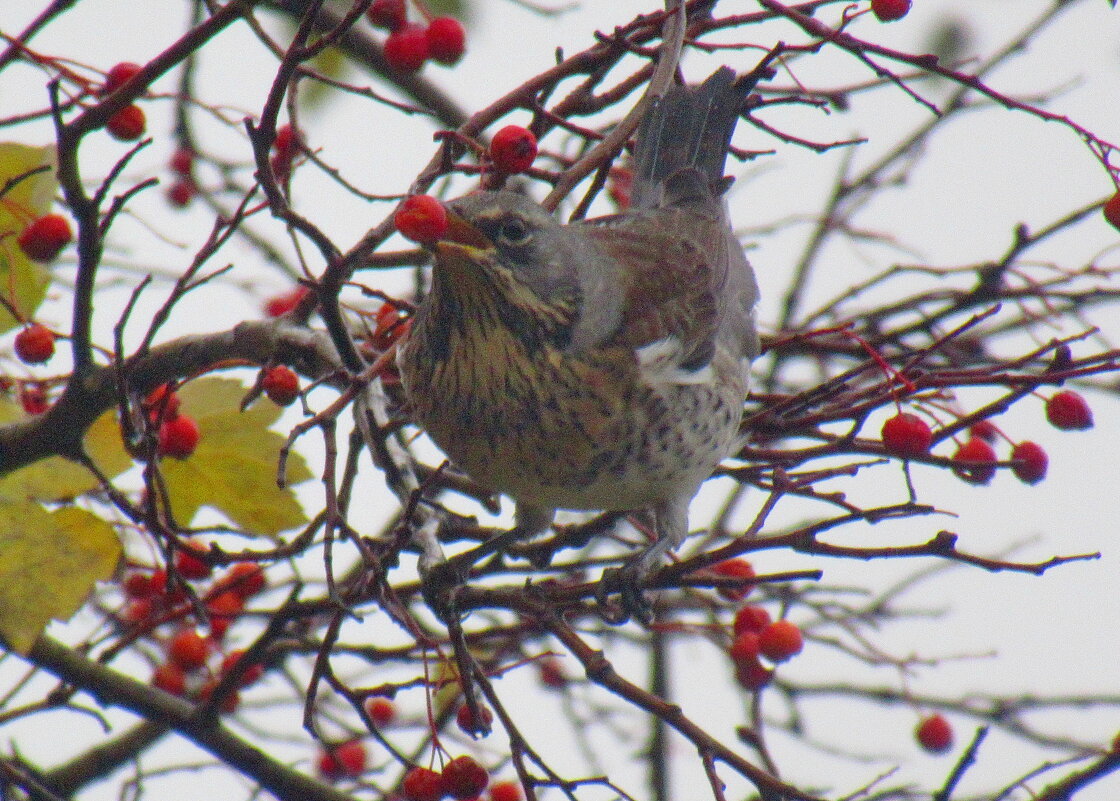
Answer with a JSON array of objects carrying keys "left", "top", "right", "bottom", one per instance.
[{"left": 435, "top": 209, "right": 493, "bottom": 257}]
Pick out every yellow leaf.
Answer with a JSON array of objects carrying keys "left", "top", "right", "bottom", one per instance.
[
  {"left": 0, "top": 504, "right": 120, "bottom": 653},
  {"left": 161, "top": 377, "right": 311, "bottom": 538},
  {"left": 0, "top": 143, "right": 58, "bottom": 333},
  {"left": 0, "top": 399, "right": 133, "bottom": 503}
]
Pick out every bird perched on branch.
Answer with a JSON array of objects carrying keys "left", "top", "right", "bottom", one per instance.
[{"left": 399, "top": 67, "right": 760, "bottom": 621}]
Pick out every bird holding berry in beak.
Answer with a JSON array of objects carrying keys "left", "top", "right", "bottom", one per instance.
[{"left": 399, "top": 67, "right": 761, "bottom": 621}]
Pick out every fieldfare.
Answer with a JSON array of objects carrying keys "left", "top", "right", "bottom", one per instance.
[{"left": 399, "top": 67, "right": 760, "bottom": 619}]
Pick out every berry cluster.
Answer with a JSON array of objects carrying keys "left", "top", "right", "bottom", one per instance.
[
  {"left": 879, "top": 389, "right": 1096, "bottom": 487},
  {"left": 368, "top": 1, "right": 466, "bottom": 73},
  {"left": 101, "top": 62, "right": 147, "bottom": 141},
  {"left": 143, "top": 383, "right": 202, "bottom": 459},
  {"left": 167, "top": 146, "right": 197, "bottom": 208},
  {"left": 122, "top": 553, "right": 269, "bottom": 713}
]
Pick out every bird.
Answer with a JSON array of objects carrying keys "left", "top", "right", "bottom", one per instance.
[{"left": 398, "top": 67, "right": 760, "bottom": 620}]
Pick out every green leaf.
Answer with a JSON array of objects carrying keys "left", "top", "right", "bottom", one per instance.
[
  {"left": 0, "top": 143, "right": 58, "bottom": 334},
  {"left": 0, "top": 399, "right": 133, "bottom": 503},
  {"left": 161, "top": 377, "right": 312, "bottom": 538},
  {"left": 0, "top": 504, "right": 120, "bottom": 653}
]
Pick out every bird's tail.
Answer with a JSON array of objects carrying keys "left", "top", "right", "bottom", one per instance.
[{"left": 629, "top": 67, "right": 758, "bottom": 210}]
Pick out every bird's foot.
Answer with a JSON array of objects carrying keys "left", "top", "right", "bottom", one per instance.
[{"left": 596, "top": 563, "right": 654, "bottom": 626}]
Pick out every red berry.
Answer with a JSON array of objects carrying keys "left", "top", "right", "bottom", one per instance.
[
  {"left": 264, "top": 285, "right": 310, "bottom": 317},
  {"left": 538, "top": 657, "right": 567, "bottom": 689},
  {"left": 124, "top": 570, "right": 158, "bottom": 599},
  {"left": 14, "top": 324, "right": 55, "bottom": 364},
  {"left": 442, "top": 756, "right": 488, "bottom": 800},
  {"left": 152, "top": 662, "right": 187, "bottom": 696},
  {"left": 19, "top": 384, "right": 49, "bottom": 415},
  {"left": 206, "top": 590, "right": 244, "bottom": 639},
  {"left": 166, "top": 628, "right": 210, "bottom": 671},
  {"left": 489, "top": 781, "right": 523, "bottom": 801},
  {"left": 199, "top": 678, "right": 241, "bottom": 714},
  {"left": 729, "top": 631, "right": 761, "bottom": 664},
  {"left": 158, "top": 413, "right": 201, "bottom": 459},
  {"left": 170, "top": 147, "right": 194, "bottom": 175},
  {"left": 489, "top": 126, "right": 537, "bottom": 174},
  {"left": 373, "top": 302, "right": 410, "bottom": 350},
  {"left": 881, "top": 412, "right": 933, "bottom": 458},
  {"left": 17, "top": 214, "right": 72, "bottom": 262},
  {"left": 106, "top": 104, "right": 147, "bottom": 141},
  {"left": 732, "top": 604, "right": 771, "bottom": 636},
  {"left": 951, "top": 438, "right": 997, "bottom": 485},
  {"left": 175, "top": 540, "right": 212, "bottom": 580},
  {"left": 1045, "top": 390, "right": 1093, "bottom": 431},
  {"left": 274, "top": 123, "right": 298, "bottom": 157},
  {"left": 318, "top": 740, "right": 367, "bottom": 781},
  {"left": 402, "top": 766, "right": 447, "bottom": 801},
  {"left": 120, "top": 597, "right": 154, "bottom": 625},
  {"left": 262, "top": 365, "right": 300, "bottom": 406},
  {"left": 711, "top": 558, "right": 755, "bottom": 601},
  {"left": 383, "top": 23, "right": 429, "bottom": 72},
  {"left": 758, "top": 620, "right": 803, "bottom": 663},
  {"left": 143, "top": 383, "right": 181, "bottom": 422},
  {"left": 426, "top": 17, "right": 466, "bottom": 65},
  {"left": 733, "top": 655, "right": 773, "bottom": 691},
  {"left": 1105, "top": 191, "right": 1120, "bottom": 232},
  {"left": 166, "top": 178, "right": 196, "bottom": 208},
  {"left": 217, "top": 562, "right": 267, "bottom": 598},
  {"left": 395, "top": 195, "right": 449, "bottom": 244},
  {"left": 365, "top": 696, "right": 396, "bottom": 727},
  {"left": 608, "top": 166, "right": 633, "bottom": 210},
  {"left": 915, "top": 714, "right": 953, "bottom": 753},
  {"left": 1011, "top": 441, "right": 1048, "bottom": 485},
  {"left": 367, "top": 0, "right": 407, "bottom": 31},
  {"left": 871, "top": 0, "right": 911, "bottom": 22},
  {"left": 220, "top": 649, "right": 265, "bottom": 686},
  {"left": 456, "top": 702, "right": 494, "bottom": 736},
  {"left": 969, "top": 419, "right": 999, "bottom": 443},
  {"left": 103, "top": 62, "right": 142, "bottom": 93}
]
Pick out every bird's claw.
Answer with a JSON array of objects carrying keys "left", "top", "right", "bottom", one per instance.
[{"left": 596, "top": 565, "right": 654, "bottom": 626}]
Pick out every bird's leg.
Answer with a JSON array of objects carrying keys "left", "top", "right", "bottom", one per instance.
[
  {"left": 422, "top": 506, "right": 554, "bottom": 619},
  {"left": 598, "top": 499, "right": 689, "bottom": 625}
]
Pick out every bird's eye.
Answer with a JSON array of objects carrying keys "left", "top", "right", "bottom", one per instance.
[{"left": 497, "top": 218, "right": 532, "bottom": 246}]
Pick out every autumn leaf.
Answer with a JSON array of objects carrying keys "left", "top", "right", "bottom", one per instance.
[
  {"left": 0, "top": 505, "right": 120, "bottom": 653},
  {"left": 160, "top": 377, "right": 311, "bottom": 537},
  {"left": 0, "top": 143, "right": 58, "bottom": 334}
]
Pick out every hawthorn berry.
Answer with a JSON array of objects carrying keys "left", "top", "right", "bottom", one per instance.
[
  {"left": 217, "top": 562, "right": 267, "bottom": 598},
  {"left": 143, "top": 383, "right": 181, "bottom": 422},
  {"left": 426, "top": 17, "right": 466, "bottom": 65},
  {"left": 489, "top": 126, "right": 537, "bottom": 174},
  {"left": 318, "top": 740, "right": 367, "bottom": 781},
  {"left": 124, "top": 570, "right": 158, "bottom": 599},
  {"left": 871, "top": 0, "right": 911, "bottom": 22},
  {"left": 120, "top": 597, "right": 154, "bottom": 625},
  {"left": 1045, "top": 390, "right": 1093, "bottom": 431},
  {"left": 456, "top": 702, "right": 494, "bottom": 736},
  {"left": 538, "top": 657, "right": 567, "bottom": 689},
  {"left": 1011, "top": 441, "right": 1048, "bottom": 485},
  {"left": 729, "top": 631, "right": 761, "bottom": 664},
  {"left": 384, "top": 23, "right": 429, "bottom": 72},
  {"left": 221, "top": 650, "right": 265, "bottom": 686},
  {"left": 401, "top": 766, "right": 447, "bottom": 801},
  {"left": 881, "top": 412, "right": 933, "bottom": 458},
  {"left": 915, "top": 713, "right": 953, "bottom": 753},
  {"left": 373, "top": 302, "right": 410, "bottom": 350},
  {"left": 199, "top": 678, "right": 241, "bottom": 714},
  {"left": 489, "top": 781, "right": 523, "bottom": 801},
  {"left": 711, "top": 558, "right": 755, "bottom": 601},
  {"left": 170, "top": 147, "right": 195, "bottom": 175},
  {"left": 206, "top": 590, "right": 244, "bottom": 639},
  {"left": 951, "top": 438, "right": 997, "bottom": 485},
  {"left": 158, "top": 413, "right": 201, "bottom": 459},
  {"left": 166, "top": 628, "right": 210, "bottom": 671},
  {"left": 443, "top": 756, "right": 489, "bottom": 800},
  {"left": 262, "top": 365, "right": 300, "bottom": 406},
  {"left": 608, "top": 166, "right": 633, "bottom": 210},
  {"left": 969, "top": 419, "right": 999, "bottom": 443},
  {"left": 19, "top": 384, "right": 48, "bottom": 415},
  {"left": 166, "top": 178, "right": 196, "bottom": 208},
  {"left": 395, "top": 194, "right": 449, "bottom": 244},
  {"left": 365, "top": 696, "right": 396, "bottom": 727},
  {"left": 175, "top": 540, "right": 212, "bottom": 580},
  {"left": 733, "top": 655, "right": 773, "bottom": 691},
  {"left": 17, "top": 213, "right": 72, "bottom": 262},
  {"left": 1103, "top": 190, "right": 1120, "bottom": 232},
  {"left": 367, "top": 0, "right": 407, "bottom": 31},
  {"left": 14, "top": 324, "right": 55, "bottom": 364},
  {"left": 758, "top": 620, "right": 803, "bottom": 663},
  {"left": 106, "top": 104, "right": 147, "bottom": 141},
  {"left": 264, "top": 285, "right": 310, "bottom": 317},
  {"left": 103, "top": 62, "right": 142, "bottom": 93},
  {"left": 733, "top": 604, "right": 771, "bottom": 636},
  {"left": 152, "top": 662, "right": 187, "bottom": 696}
]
